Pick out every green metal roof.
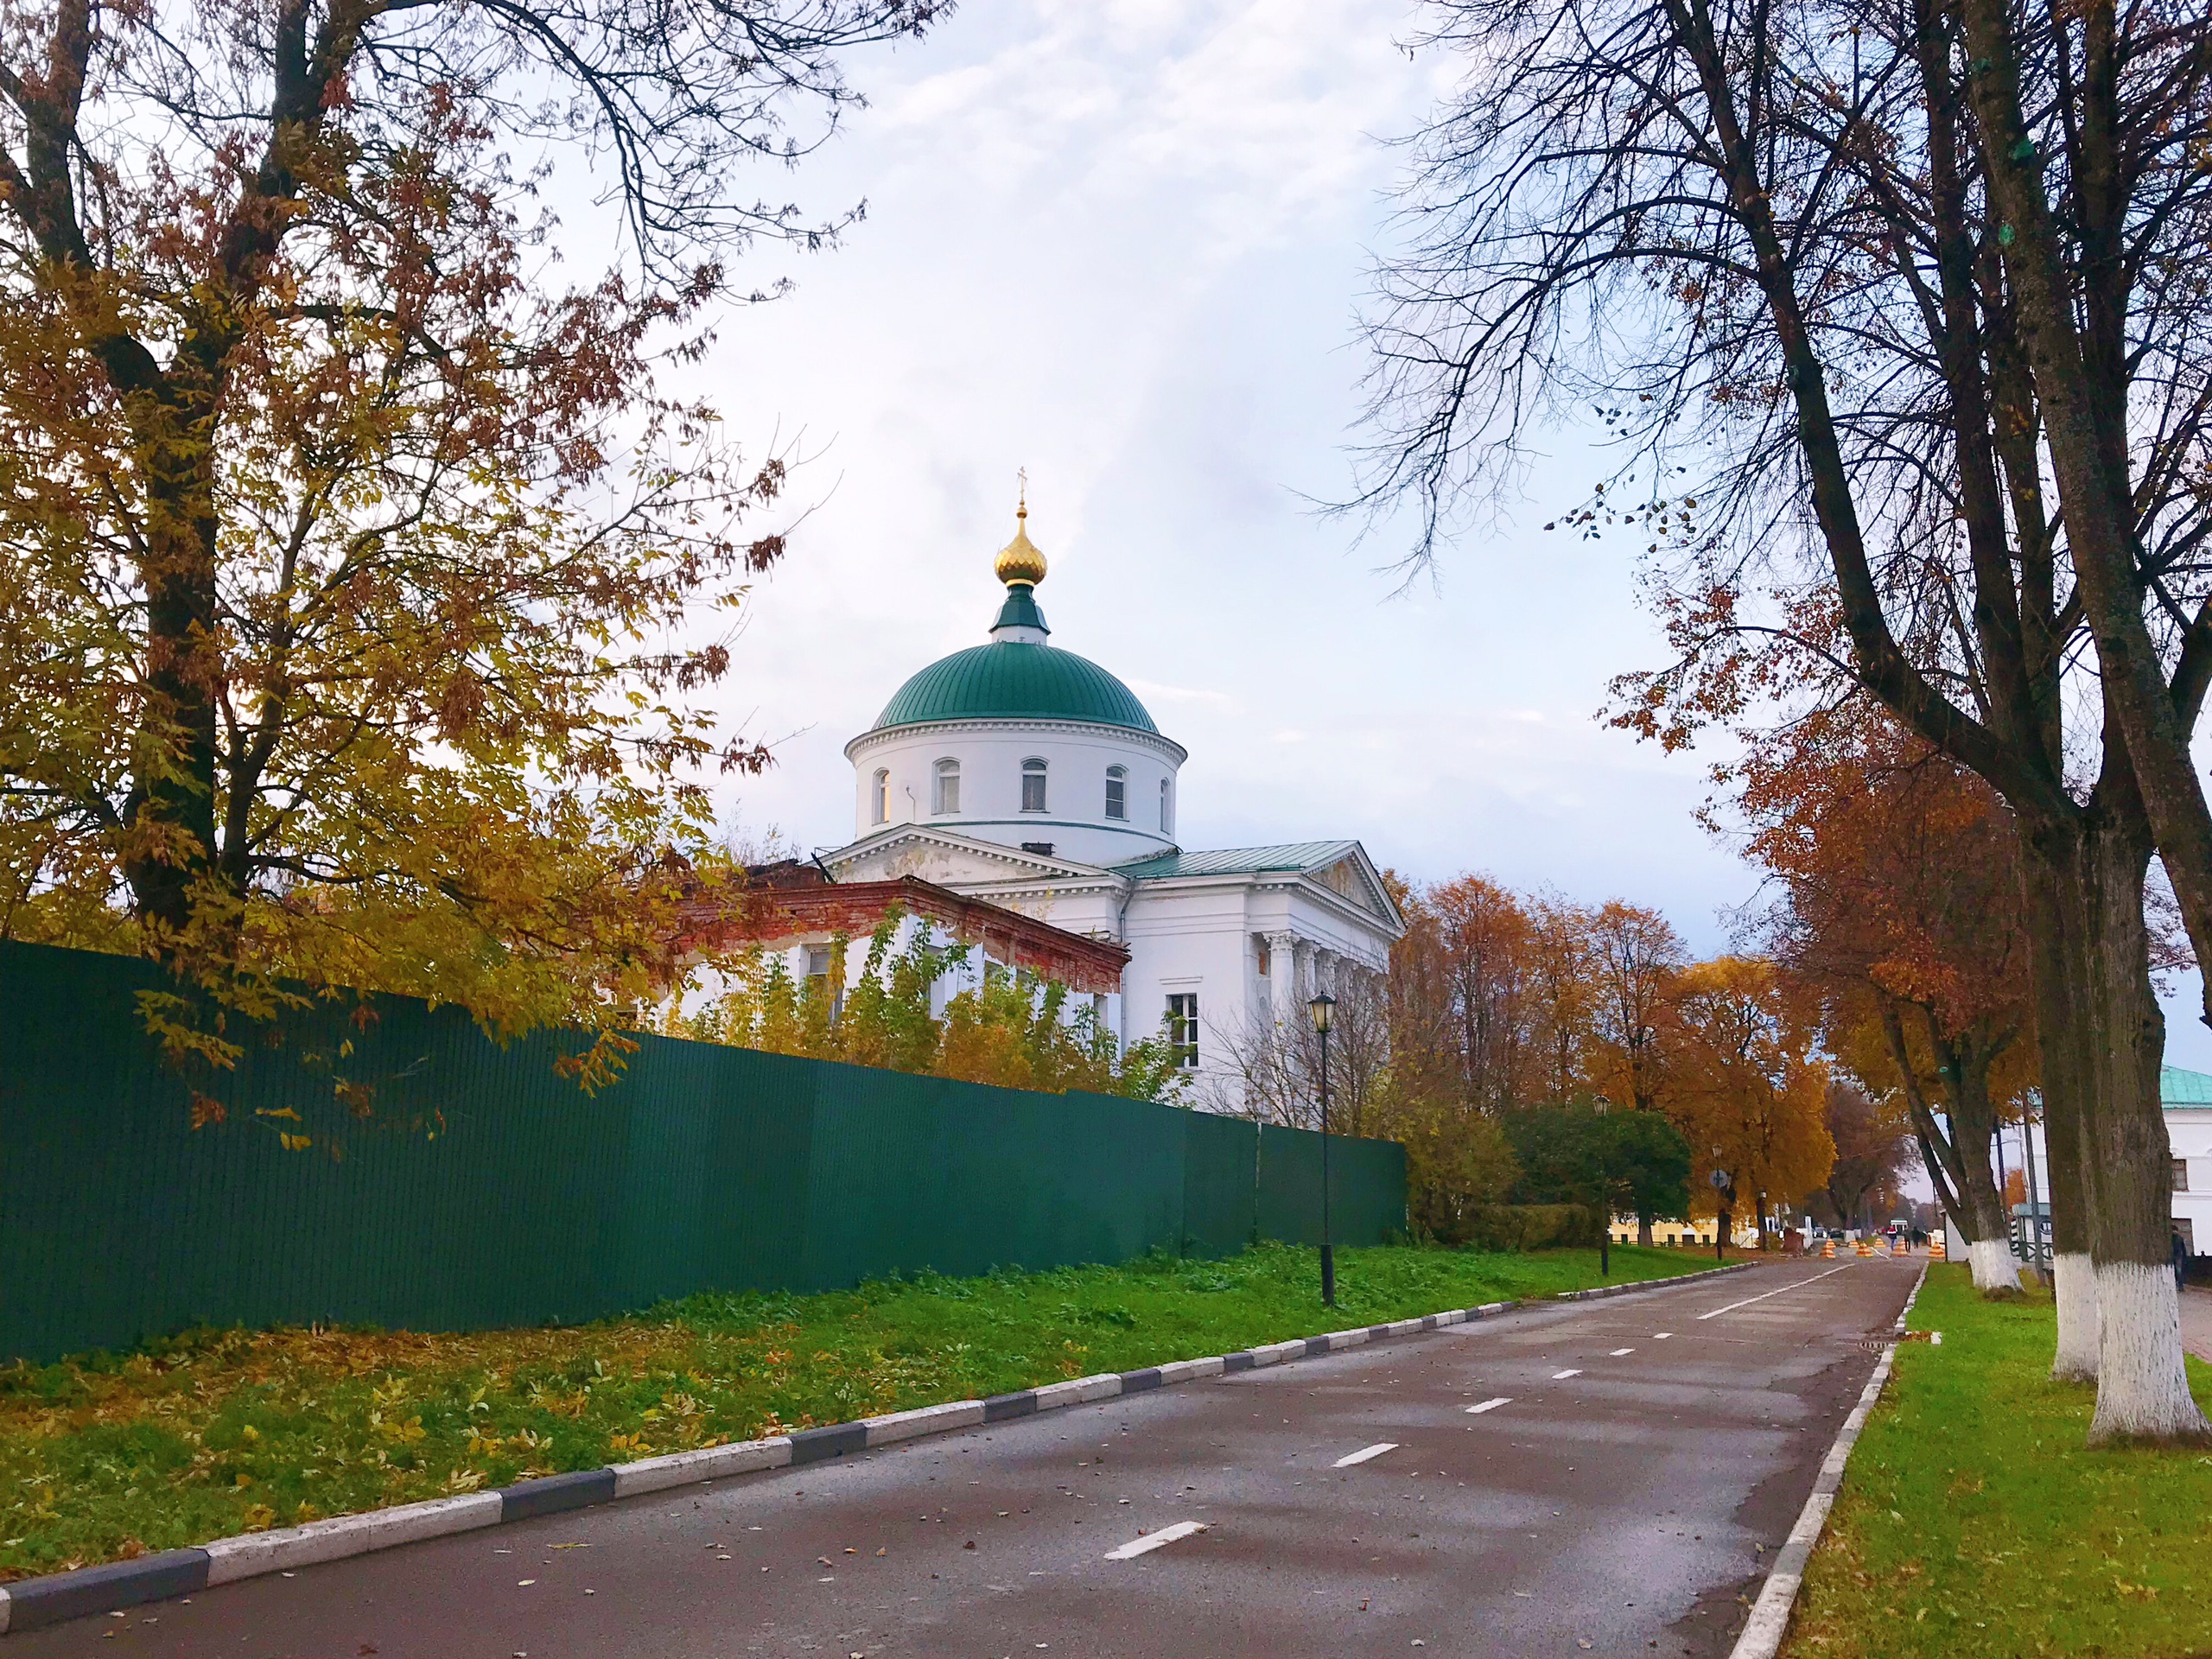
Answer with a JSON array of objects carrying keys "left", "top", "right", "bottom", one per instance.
[
  {"left": 871, "top": 640, "right": 1159, "bottom": 734},
  {"left": 2164, "top": 1065, "right": 2212, "bottom": 1105},
  {"left": 1109, "top": 841, "right": 1360, "bottom": 880}
]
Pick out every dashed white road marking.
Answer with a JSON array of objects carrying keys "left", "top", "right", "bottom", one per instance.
[
  {"left": 1694, "top": 1264, "right": 1854, "bottom": 1320},
  {"left": 1104, "top": 1521, "right": 1208, "bottom": 1560},
  {"left": 1654, "top": 1332, "right": 1673, "bottom": 1339},
  {"left": 1465, "top": 1397, "right": 1512, "bottom": 1414},
  {"left": 1552, "top": 1369, "right": 1583, "bottom": 1380},
  {"left": 1609, "top": 1347, "right": 1635, "bottom": 1357},
  {"left": 1333, "top": 1442, "right": 1399, "bottom": 1467}
]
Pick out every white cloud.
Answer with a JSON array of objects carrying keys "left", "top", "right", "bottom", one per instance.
[{"left": 662, "top": 0, "right": 1758, "bottom": 953}]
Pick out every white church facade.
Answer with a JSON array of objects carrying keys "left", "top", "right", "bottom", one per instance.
[{"left": 816, "top": 504, "right": 1405, "bottom": 1102}]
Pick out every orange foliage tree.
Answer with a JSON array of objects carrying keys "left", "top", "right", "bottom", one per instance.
[
  {"left": 1729, "top": 704, "right": 2038, "bottom": 1287},
  {"left": 1660, "top": 957, "right": 1835, "bottom": 1247},
  {"left": 1383, "top": 874, "right": 1699, "bottom": 1243}
]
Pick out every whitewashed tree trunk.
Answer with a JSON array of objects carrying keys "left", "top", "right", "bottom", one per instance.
[
  {"left": 1967, "top": 1236, "right": 2022, "bottom": 1294},
  {"left": 2060, "top": 818, "right": 2210, "bottom": 1444},
  {"left": 2051, "top": 1251, "right": 2101, "bottom": 1382},
  {"left": 2089, "top": 1262, "right": 2204, "bottom": 1444}
]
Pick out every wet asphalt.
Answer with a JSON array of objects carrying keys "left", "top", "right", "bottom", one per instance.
[{"left": 17, "top": 1257, "right": 1918, "bottom": 1659}]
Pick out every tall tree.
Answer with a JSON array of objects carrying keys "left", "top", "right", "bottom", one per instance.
[
  {"left": 1357, "top": 0, "right": 2209, "bottom": 1440},
  {"left": 1735, "top": 704, "right": 2040, "bottom": 1294},
  {"left": 1396, "top": 874, "right": 1538, "bottom": 1114},
  {"left": 1813, "top": 1081, "right": 1917, "bottom": 1242},
  {"left": 1661, "top": 957, "right": 1836, "bottom": 1248},
  {"left": 1586, "top": 899, "right": 1687, "bottom": 1243},
  {"left": 0, "top": 0, "right": 938, "bottom": 1078},
  {"left": 1523, "top": 892, "right": 1600, "bottom": 1103},
  {"left": 1588, "top": 900, "right": 1685, "bottom": 1116}
]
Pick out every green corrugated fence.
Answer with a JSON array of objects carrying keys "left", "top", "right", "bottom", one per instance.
[{"left": 0, "top": 940, "right": 1406, "bottom": 1364}]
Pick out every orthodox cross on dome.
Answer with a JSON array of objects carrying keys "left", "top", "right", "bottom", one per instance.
[
  {"left": 994, "top": 474, "right": 1048, "bottom": 588},
  {"left": 988, "top": 479, "right": 1052, "bottom": 643}
]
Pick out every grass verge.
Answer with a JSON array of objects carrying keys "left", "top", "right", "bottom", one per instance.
[
  {"left": 0, "top": 1240, "right": 1722, "bottom": 1580},
  {"left": 1783, "top": 1264, "right": 2212, "bottom": 1659}
]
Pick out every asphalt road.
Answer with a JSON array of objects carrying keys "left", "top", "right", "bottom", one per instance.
[{"left": 18, "top": 1258, "right": 1918, "bottom": 1659}]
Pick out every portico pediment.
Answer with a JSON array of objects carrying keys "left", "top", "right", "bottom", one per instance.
[{"left": 823, "top": 824, "right": 1118, "bottom": 890}]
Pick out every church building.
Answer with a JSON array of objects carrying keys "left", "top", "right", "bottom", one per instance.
[{"left": 816, "top": 504, "right": 1404, "bottom": 1102}]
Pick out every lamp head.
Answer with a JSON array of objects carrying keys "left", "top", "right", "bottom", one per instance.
[{"left": 1307, "top": 992, "right": 1336, "bottom": 1034}]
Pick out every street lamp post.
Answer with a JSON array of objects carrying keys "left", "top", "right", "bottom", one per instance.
[{"left": 1310, "top": 992, "right": 1337, "bottom": 1308}]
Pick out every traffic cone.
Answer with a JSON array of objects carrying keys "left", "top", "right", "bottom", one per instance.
[
  {"left": 1821, "top": 1237, "right": 1835, "bottom": 1259},
  {"left": 1929, "top": 1235, "right": 1946, "bottom": 1260},
  {"left": 1892, "top": 1236, "right": 1907, "bottom": 1257}
]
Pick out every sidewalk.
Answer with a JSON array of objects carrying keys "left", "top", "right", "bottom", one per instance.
[{"left": 2183, "top": 1285, "right": 2212, "bottom": 1365}]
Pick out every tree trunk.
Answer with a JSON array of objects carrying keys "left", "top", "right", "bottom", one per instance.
[
  {"left": 1637, "top": 1211, "right": 1654, "bottom": 1248},
  {"left": 2018, "top": 832, "right": 2101, "bottom": 1380},
  {"left": 2076, "top": 820, "right": 2204, "bottom": 1443},
  {"left": 118, "top": 396, "right": 225, "bottom": 944},
  {"left": 2024, "top": 809, "right": 2208, "bottom": 1440},
  {"left": 1944, "top": 1041, "right": 2021, "bottom": 1295},
  {"left": 1754, "top": 1192, "right": 1770, "bottom": 1250}
]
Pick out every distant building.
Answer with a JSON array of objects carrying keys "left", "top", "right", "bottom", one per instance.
[
  {"left": 2165, "top": 1065, "right": 2212, "bottom": 1254},
  {"left": 1944, "top": 1065, "right": 2212, "bottom": 1264},
  {"left": 815, "top": 501, "right": 1406, "bottom": 1105}
]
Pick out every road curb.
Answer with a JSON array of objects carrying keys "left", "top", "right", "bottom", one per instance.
[
  {"left": 0, "top": 1257, "right": 1758, "bottom": 1636},
  {"left": 1727, "top": 1260, "right": 1929, "bottom": 1659}
]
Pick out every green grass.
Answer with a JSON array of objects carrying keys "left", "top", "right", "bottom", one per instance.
[
  {"left": 1784, "top": 1265, "right": 2212, "bottom": 1658},
  {"left": 0, "top": 1241, "right": 1721, "bottom": 1580}
]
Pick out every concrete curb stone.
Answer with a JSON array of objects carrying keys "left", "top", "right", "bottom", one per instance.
[{"left": 0, "top": 1256, "right": 1758, "bottom": 1637}]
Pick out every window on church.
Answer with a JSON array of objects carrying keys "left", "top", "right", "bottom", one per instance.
[
  {"left": 1021, "top": 757, "right": 1048, "bottom": 812},
  {"left": 1105, "top": 766, "right": 1127, "bottom": 820},
  {"left": 1166, "top": 993, "right": 1199, "bottom": 1069},
  {"left": 1160, "top": 778, "right": 1173, "bottom": 835},
  {"left": 1255, "top": 938, "right": 1270, "bottom": 977},
  {"left": 871, "top": 769, "right": 888, "bottom": 825},
  {"left": 932, "top": 758, "right": 960, "bottom": 814}
]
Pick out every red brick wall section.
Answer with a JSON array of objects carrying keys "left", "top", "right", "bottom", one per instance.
[{"left": 676, "top": 875, "right": 1129, "bottom": 995}]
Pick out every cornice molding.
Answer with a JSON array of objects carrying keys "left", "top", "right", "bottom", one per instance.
[
  {"left": 845, "top": 717, "right": 1189, "bottom": 766},
  {"left": 1124, "top": 868, "right": 1407, "bottom": 943}
]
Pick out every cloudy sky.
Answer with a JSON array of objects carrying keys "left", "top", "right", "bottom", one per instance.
[{"left": 654, "top": 0, "right": 2212, "bottom": 1064}]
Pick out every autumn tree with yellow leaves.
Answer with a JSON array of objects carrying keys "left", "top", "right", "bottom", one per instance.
[
  {"left": 0, "top": 0, "right": 938, "bottom": 1087},
  {"left": 1659, "top": 957, "right": 1834, "bottom": 1248}
]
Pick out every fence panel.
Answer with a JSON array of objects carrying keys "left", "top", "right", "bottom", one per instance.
[
  {"left": 0, "top": 940, "right": 1406, "bottom": 1364},
  {"left": 798, "top": 1071, "right": 1190, "bottom": 1288},
  {"left": 1179, "top": 1112, "right": 1259, "bottom": 1256},
  {"left": 1255, "top": 1122, "right": 1408, "bottom": 1248}
]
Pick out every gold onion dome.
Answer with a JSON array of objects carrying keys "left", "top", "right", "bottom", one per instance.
[{"left": 994, "top": 502, "right": 1048, "bottom": 588}]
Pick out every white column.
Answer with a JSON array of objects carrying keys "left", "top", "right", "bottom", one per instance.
[{"left": 1267, "top": 931, "right": 1299, "bottom": 1027}]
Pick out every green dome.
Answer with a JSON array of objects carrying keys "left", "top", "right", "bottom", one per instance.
[{"left": 872, "top": 641, "right": 1159, "bottom": 734}]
